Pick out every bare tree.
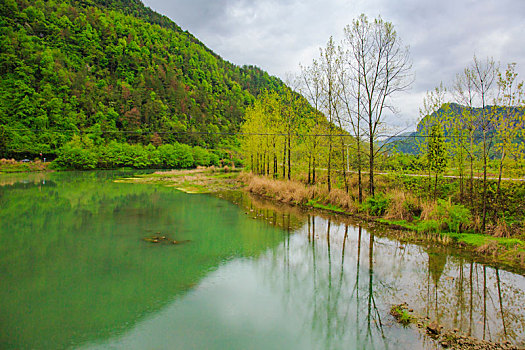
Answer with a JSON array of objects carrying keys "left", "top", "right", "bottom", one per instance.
[
  {"left": 493, "top": 63, "right": 524, "bottom": 222},
  {"left": 319, "top": 36, "right": 341, "bottom": 192},
  {"left": 340, "top": 24, "right": 369, "bottom": 202},
  {"left": 471, "top": 56, "right": 497, "bottom": 232},
  {"left": 453, "top": 67, "right": 477, "bottom": 205},
  {"left": 347, "top": 14, "right": 413, "bottom": 196},
  {"left": 299, "top": 60, "right": 323, "bottom": 184}
]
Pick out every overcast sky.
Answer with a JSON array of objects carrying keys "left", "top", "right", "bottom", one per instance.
[{"left": 142, "top": 0, "right": 525, "bottom": 130}]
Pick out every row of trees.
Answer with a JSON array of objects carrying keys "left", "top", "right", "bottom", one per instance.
[
  {"left": 53, "top": 136, "right": 232, "bottom": 169},
  {"left": 241, "top": 14, "right": 413, "bottom": 202},
  {"left": 240, "top": 15, "right": 524, "bottom": 232},
  {"left": 418, "top": 59, "right": 524, "bottom": 231}
]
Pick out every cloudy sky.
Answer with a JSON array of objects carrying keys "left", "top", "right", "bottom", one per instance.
[{"left": 142, "top": 0, "right": 525, "bottom": 130}]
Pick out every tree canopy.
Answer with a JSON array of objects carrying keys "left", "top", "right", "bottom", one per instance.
[{"left": 0, "top": 0, "right": 286, "bottom": 158}]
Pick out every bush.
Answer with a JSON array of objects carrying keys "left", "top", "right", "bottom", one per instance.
[
  {"left": 172, "top": 143, "right": 194, "bottom": 168},
  {"left": 55, "top": 139, "right": 222, "bottom": 170},
  {"left": 362, "top": 194, "right": 389, "bottom": 216},
  {"left": 431, "top": 199, "right": 471, "bottom": 232},
  {"left": 54, "top": 136, "right": 98, "bottom": 170}
]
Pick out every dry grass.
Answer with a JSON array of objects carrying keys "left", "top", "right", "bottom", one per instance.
[
  {"left": 420, "top": 200, "right": 437, "bottom": 221},
  {"left": 384, "top": 189, "right": 410, "bottom": 221},
  {"left": 327, "top": 188, "right": 359, "bottom": 213},
  {"left": 244, "top": 173, "right": 311, "bottom": 204},
  {"left": 242, "top": 172, "right": 359, "bottom": 212},
  {"left": 493, "top": 219, "right": 511, "bottom": 238},
  {"left": 466, "top": 214, "right": 482, "bottom": 232}
]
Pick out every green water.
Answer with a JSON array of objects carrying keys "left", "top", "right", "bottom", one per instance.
[{"left": 1, "top": 171, "right": 524, "bottom": 349}]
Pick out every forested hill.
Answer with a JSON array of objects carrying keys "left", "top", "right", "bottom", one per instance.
[
  {"left": 392, "top": 103, "right": 524, "bottom": 154},
  {"left": 0, "top": 0, "right": 286, "bottom": 157}
]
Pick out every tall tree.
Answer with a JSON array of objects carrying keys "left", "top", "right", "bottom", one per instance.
[
  {"left": 319, "top": 37, "right": 341, "bottom": 192},
  {"left": 341, "top": 27, "right": 365, "bottom": 202},
  {"left": 471, "top": 56, "right": 497, "bottom": 232},
  {"left": 349, "top": 14, "right": 413, "bottom": 196},
  {"left": 493, "top": 63, "right": 524, "bottom": 218},
  {"left": 453, "top": 67, "right": 478, "bottom": 205},
  {"left": 427, "top": 124, "right": 447, "bottom": 201},
  {"left": 418, "top": 83, "right": 448, "bottom": 200}
]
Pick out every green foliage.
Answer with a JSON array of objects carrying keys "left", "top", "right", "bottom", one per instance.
[
  {"left": 418, "top": 220, "right": 442, "bottom": 233},
  {"left": 53, "top": 139, "right": 229, "bottom": 170},
  {"left": 390, "top": 305, "right": 414, "bottom": 327},
  {"left": 427, "top": 124, "right": 447, "bottom": 174},
  {"left": 432, "top": 199, "right": 471, "bottom": 232},
  {"left": 54, "top": 135, "right": 98, "bottom": 170},
  {"left": 306, "top": 199, "right": 346, "bottom": 213},
  {"left": 0, "top": 0, "right": 287, "bottom": 158},
  {"left": 362, "top": 194, "right": 389, "bottom": 216}
]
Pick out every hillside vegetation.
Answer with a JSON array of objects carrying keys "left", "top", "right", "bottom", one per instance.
[
  {"left": 392, "top": 103, "right": 525, "bottom": 155},
  {"left": 0, "top": 0, "right": 286, "bottom": 159}
]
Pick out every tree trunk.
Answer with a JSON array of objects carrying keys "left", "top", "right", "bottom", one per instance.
[
  {"left": 469, "top": 141, "right": 474, "bottom": 208},
  {"left": 369, "top": 136, "right": 374, "bottom": 196},
  {"left": 327, "top": 137, "right": 332, "bottom": 192},
  {"left": 434, "top": 172, "right": 438, "bottom": 201},
  {"left": 482, "top": 132, "right": 488, "bottom": 233},
  {"left": 308, "top": 154, "right": 311, "bottom": 184},
  {"left": 341, "top": 138, "right": 348, "bottom": 193},
  {"left": 357, "top": 139, "right": 362, "bottom": 203},
  {"left": 282, "top": 138, "right": 287, "bottom": 179},
  {"left": 495, "top": 150, "right": 505, "bottom": 221},
  {"left": 312, "top": 155, "right": 316, "bottom": 184},
  {"left": 273, "top": 140, "right": 277, "bottom": 179},
  {"left": 287, "top": 132, "right": 291, "bottom": 180}
]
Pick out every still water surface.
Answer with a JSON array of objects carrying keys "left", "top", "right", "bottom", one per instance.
[{"left": 0, "top": 171, "right": 524, "bottom": 349}]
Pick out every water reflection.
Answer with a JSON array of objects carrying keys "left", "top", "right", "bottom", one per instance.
[
  {"left": 257, "top": 213, "right": 525, "bottom": 348},
  {"left": 2, "top": 172, "right": 524, "bottom": 349},
  {"left": 219, "top": 192, "right": 525, "bottom": 348}
]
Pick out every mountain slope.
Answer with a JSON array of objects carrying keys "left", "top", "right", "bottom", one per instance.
[
  {"left": 0, "top": 0, "right": 285, "bottom": 157},
  {"left": 391, "top": 103, "right": 524, "bottom": 154}
]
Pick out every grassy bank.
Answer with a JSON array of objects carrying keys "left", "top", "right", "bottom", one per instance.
[
  {"left": 115, "top": 167, "right": 241, "bottom": 193},
  {"left": 240, "top": 173, "right": 525, "bottom": 271},
  {"left": 0, "top": 159, "right": 51, "bottom": 173}
]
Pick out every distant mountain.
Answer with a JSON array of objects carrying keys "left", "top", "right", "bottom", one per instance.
[
  {"left": 389, "top": 103, "right": 524, "bottom": 155},
  {"left": 0, "top": 0, "right": 289, "bottom": 157}
]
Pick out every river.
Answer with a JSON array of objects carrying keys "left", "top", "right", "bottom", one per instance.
[{"left": 0, "top": 171, "right": 523, "bottom": 349}]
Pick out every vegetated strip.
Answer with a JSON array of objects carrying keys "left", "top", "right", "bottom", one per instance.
[
  {"left": 115, "top": 166, "right": 242, "bottom": 194},
  {"left": 240, "top": 173, "right": 525, "bottom": 272}
]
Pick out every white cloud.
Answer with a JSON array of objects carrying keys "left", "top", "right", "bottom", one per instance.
[{"left": 143, "top": 0, "right": 525, "bottom": 128}]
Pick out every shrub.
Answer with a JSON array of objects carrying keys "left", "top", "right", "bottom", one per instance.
[
  {"left": 430, "top": 199, "right": 471, "bottom": 232},
  {"left": 193, "top": 146, "right": 211, "bottom": 166},
  {"left": 362, "top": 194, "right": 389, "bottom": 216},
  {"left": 384, "top": 190, "right": 421, "bottom": 221},
  {"left": 54, "top": 136, "right": 98, "bottom": 170},
  {"left": 172, "top": 143, "right": 194, "bottom": 168}
]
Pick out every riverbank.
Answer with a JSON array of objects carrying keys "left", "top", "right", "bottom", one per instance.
[
  {"left": 239, "top": 173, "right": 525, "bottom": 272},
  {"left": 0, "top": 159, "right": 51, "bottom": 173},
  {"left": 113, "top": 169, "right": 524, "bottom": 271},
  {"left": 114, "top": 166, "right": 242, "bottom": 193}
]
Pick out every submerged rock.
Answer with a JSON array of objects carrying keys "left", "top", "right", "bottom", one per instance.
[
  {"left": 142, "top": 234, "right": 190, "bottom": 245},
  {"left": 390, "top": 303, "right": 520, "bottom": 349}
]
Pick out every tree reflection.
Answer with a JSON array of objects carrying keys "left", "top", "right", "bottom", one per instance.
[{"left": 245, "top": 195, "right": 525, "bottom": 348}]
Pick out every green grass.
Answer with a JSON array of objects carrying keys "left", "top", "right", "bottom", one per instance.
[
  {"left": 390, "top": 305, "right": 414, "bottom": 326},
  {"left": 306, "top": 199, "right": 346, "bottom": 213},
  {"left": 379, "top": 218, "right": 525, "bottom": 252},
  {"left": 0, "top": 161, "right": 50, "bottom": 173}
]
